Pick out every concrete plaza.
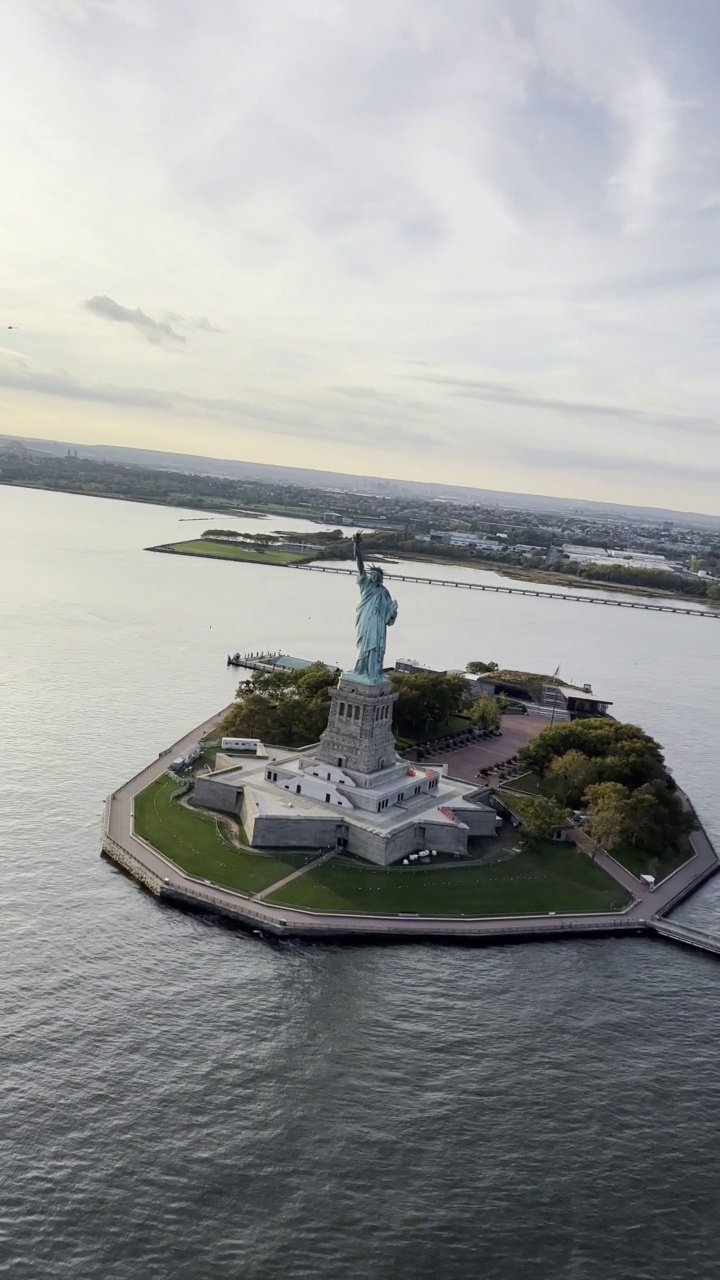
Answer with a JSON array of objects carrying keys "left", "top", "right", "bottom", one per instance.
[{"left": 424, "top": 713, "right": 547, "bottom": 785}]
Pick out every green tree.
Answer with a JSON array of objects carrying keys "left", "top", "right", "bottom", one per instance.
[
  {"left": 519, "top": 718, "right": 664, "bottom": 783},
  {"left": 222, "top": 691, "right": 280, "bottom": 742},
  {"left": 390, "top": 671, "right": 468, "bottom": 738},
  {"left": 222, "top": 663, "right": 334, "bottom": 746},
  {"left": 511, "top": 795, "right": 570, "bottom": 842},
  {"left": 623, "top": 780, "right": 694, "bottom": 853},
  {"left": 583, "top": 781, "right": 631, "bottom": 851},
  {"left": 469, "top": 696, "right": 501, "bottom": 730},
  {"left": 466, "top": 660, "right": 498, "bottom": 673},
  {"left": 546, "top": 749, "right": 596, "bottom": 807},
  {"left": 575, "top": 562, "right": 705, "bottom": 597},
  {"left": 707, "top": 583, "right": 720, "bottom": 604}
]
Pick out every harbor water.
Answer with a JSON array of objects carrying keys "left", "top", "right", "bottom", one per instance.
[{"left": 3, "top": 485, "right": 720, "bottom": 1280}]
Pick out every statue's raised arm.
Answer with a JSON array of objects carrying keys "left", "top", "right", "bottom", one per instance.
[{"left": 352, "top": 531, "right": 366, "bottom": 579}]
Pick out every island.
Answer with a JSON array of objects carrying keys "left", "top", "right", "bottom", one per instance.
[
  {"left": 103, "top": 535, "right": 720, "bottom": 953},
  {"left": 146, "top": 526, "right": 720, "bottom": 611}
]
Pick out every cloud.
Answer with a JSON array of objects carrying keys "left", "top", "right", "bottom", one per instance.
[
  {"left": 4, "top": 1, "right": 720, "bottom": 511},
  {"left": 82, "top": 295, "right": 186, "bottom": 345},
  {"left": 187, "top": 315, "right": 223, "bottom": 333},
  {"left": 0, "top": 354, "right": 431, "bottom": 450},
  {"left": 535, "top": 0, "right": 678, "bottom": 234},
  {"left": 41, "top": 0, "right": 151, "bottom": 26},
  {"left": 82, "top": 297, "right": 223, "bottom": 344},
  {"left": 407, "top": 373, "right": 720, "bottom": 439},
  {"left": 164, "top": 311, "right": 224, "bottom": 334},
  {"left": 0, "top": 345, "right": 28, "bottom": 364},
  {"left": 514, "top": 443, "right": 720, "bottom": 485}
]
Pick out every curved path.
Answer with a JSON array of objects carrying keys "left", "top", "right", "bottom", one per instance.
[{"left": 104, "top": 711, "right": 719, "bottom": 944}]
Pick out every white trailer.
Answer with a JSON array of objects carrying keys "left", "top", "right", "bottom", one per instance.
[{"left": 221, "top": 737, "right": 260, "bottom": 753}]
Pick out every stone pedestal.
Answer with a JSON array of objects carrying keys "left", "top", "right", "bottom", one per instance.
[{"left": 316, "top": 677, "right": 398, "bottom": 775}]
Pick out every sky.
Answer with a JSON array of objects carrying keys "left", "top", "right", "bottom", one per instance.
[{"left": 2, "top": 1, "right": 720, "bottom": 513}]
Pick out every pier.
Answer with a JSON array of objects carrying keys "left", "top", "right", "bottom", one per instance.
[
  {"left": 652, "top": 919, "right": 720, "bottom": 956},
  {"left": 293, "top": 563, "right": 720, "bottom": 618}
]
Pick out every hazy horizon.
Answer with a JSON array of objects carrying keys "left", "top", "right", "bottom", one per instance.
[
  {"left": 6, "top": 431, "right": 720, "bottom": 525},
  {"left": 3, "top": 3, "right": 720, "bottom": 513}
]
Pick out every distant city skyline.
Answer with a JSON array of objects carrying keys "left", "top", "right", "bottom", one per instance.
[{"left": 2, "top": 1, "right": 720, "bottom": 513}]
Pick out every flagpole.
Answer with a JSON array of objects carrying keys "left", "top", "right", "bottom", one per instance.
[{"left": 550, "top": 663, "right": 560, "bottom": 726}]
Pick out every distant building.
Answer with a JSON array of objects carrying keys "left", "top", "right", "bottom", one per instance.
[
  {"left": 425, "top": 531, "right": 505, "bottom": 551},
  {"left": 542, "top": 684, "right": 612, "bottom": 719},
  {"left": 562, "top": 544, "right": 611, "bottom": 562},
  {"left": 394, "top": 659, "right": 438, "bottom": 675},
  {"left": 561, "top": 545, "right": 677, "bottom": 572}
]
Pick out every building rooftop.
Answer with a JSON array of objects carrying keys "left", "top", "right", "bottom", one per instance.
[
  {"left": 556, "top": 685, "right": 612, "bottom": 704},
  {"left": 201, "top": 748, "right": 492, "bottom": 835},
  {"left": 272, "top": 654, "right": 325, "bottom": 671}
]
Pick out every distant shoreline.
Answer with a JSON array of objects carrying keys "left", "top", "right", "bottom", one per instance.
[
  {"left": 3, "top": 478, "right": 715, "bottom": 609},
  {"left": 3, "top": 430, "right": 719, "bottom": 524},
  {"left": 148, "top": 535, "right": 717, "bottom": 610}
]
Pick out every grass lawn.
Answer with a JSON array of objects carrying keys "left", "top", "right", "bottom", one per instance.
[
  {"left": 499, "top": 772, "right": 545, "bottom": 796},
  {"left": 134, "top": 776, "right": 316, "bottom": 894},
  {"left": 467, "top": 826, "right": 525, "bottom": 861},
  {"left": 611, "top": 835, "right": 694, "bottom": 881},
  {"left": 499, "top": 775, "right": 696, "bottom": 883},
  {"left": 195, "top": 744, "right": 218, "bottom": 771},
  {"left": 266, "top": 840, "right": 630, "bottom": 916},
  {"left": 154, "top": 539, "right": 311, "bottom": 565}
]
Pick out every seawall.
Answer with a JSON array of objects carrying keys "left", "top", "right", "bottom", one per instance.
[{"left": 102, "top": 709, "right": 720, "bottom": 946}]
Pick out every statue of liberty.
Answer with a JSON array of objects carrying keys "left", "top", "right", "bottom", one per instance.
[{"left": 345, "top": 532, "right": 398, "bottom": 684}]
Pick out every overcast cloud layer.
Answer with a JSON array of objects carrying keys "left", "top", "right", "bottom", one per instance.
[{"left": 2, "top": 1, "right": 720, "bottom": 511}]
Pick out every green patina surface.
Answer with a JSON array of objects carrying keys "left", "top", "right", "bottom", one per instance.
[
  {"left": 153, "top": 539, "right": 311, "bottom": 564},
  {"left": 134, "top": 776, "right": 315, "bottom": 894},
  {"left": 265, "top": 840, "right": 630, "bottom": 916}
]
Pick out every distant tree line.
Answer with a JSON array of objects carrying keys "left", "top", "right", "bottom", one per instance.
[{"left": 565, "top": 560, "right": 717, "bottom": 599}]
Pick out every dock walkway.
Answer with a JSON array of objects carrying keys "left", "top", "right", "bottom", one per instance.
[{"left": 652, "top": 919, "right": 720, "bottom": 956}]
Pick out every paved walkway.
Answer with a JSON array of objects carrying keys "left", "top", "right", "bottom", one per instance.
[
  {"left": 253, "top": 849, "right": 336, "bottom": 901},
  {"left": 569, "top": 828, "right": 647, "bottom": 903},
  {"left": 423, "top": 716, "right": 546, "bottom": 785},
  {"left": 104, "top": 709, "right": 720, "bottom": 942}
]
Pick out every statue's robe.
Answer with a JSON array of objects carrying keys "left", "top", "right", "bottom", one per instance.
[{"left": 352, "top": 571, "right": 398, "bottom": 682}]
